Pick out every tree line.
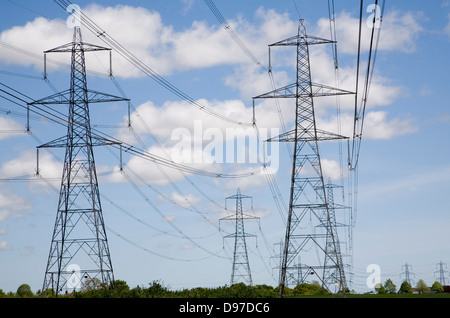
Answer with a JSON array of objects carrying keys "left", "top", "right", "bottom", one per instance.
[
  {"left": 375, "top": 278, "right": 446, "bottom": 294},
  {"left": 1, "top": 280, "right": 331, "bottom": 298},
  {"left": 1, "top": 278, "right": 448, "bottom": 298}
]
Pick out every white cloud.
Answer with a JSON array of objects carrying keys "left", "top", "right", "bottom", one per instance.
[
  {"left": 181, "top": 0, "right": 194, "bottom": 15},
  {"left": 308, "top": 47, "right": 402, "bottom": 113},
  {"left": 315, "top": 10, "right": 424, "bottom": 55},
  {"left": 107, "top": 144, "right": 191, "bottom": 186},
  {"left": 114, "top": 97, "right": 284, "bottom": 182},
  {"left": 170, "top": 192, "right": 201, "bottom": 208},
  {"left": 0, "top": 5, "right": 297, "bottom": 78},
  {"left": 0, "top": 4, "right": 418, "bottom": 193},
  {"left": 0, "top": 150, "right": 61, "bottom": 179},
  {"left": 361, "top": 165, "right": 450, "bottom": 201},
  {"left": 224, "top": 64, "right": 290, "bottom": 101},
  {"left": 118, "top": 98, "right": 283, "bottom": 145},
  {"left": 378, "top": 10, "right": 425, "bottom": 53},
  {"left": 0, "top": 241, "right": 11, "bottom": 251},
  {"left": 119, "top": 99, "right": 252, "bottom": 142},
  {"left": 361, "top": 111, "right": 418, "bottom": 139},
  {"left": 0, "top": 189, "right": 32, "bottom": 222},
  {"left": 321, "top": 158, "right": 347, "bottom": 181},
  {"left": 317, "top": 110, "right": 417, "bottom": 140},
  {"left": 0, "top": 17, "right": 70, "bottom": 69},
  {"left": 163, "top": 215, "right": 176, "bottom": 223},
  {"left": 0, "top": 117, "right": 26, "bottom": 140}
]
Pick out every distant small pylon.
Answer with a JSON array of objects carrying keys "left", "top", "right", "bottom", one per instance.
[
  {"left": 435, "top": 261, "right": 449, "bottom": 286},
  {"left": 220, "top": 189, "right": 259, "bottom": 286},
  {"left": 400, "top": 262, "right": 415, "bottom": 285}
]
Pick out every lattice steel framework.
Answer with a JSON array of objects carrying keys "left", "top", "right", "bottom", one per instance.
[
  {"left": 322, "top": 179, "right": 347, "bottom": 292},
  {"left": 253, "top": 20, "right": 353, "bottom": 296},
  {"left": 220, "top": 189, "right": 259, "bottom": 286},
  {"left": 29, "top": 27, "right": 128, "bottom": 294}
]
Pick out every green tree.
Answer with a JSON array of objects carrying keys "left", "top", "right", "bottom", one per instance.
[
  {"left": 110, "top": 280, "right": 130, "bottom": 297},
  {"left": 227, "top": 283, "right": 254, "bottom": 297},
  {"left": 39, "top": 289, "right": 56, "bottom": 298},
  {"left": 384, "top": 279, "right": 396, "bottom": 294},
  {"left": 374, "top": 282, "right": 382, "bottom": 293},
  {"left": 431, "top": 281, "right": 444, "bottom": 293},
  {"left": 252, "top": 284, "right": 277, "bottom": 298},
  {"left": 415, "top": 279, "right": 429, "bottom": 294},
  {"left": 144, "top": 280, "right": 169, "bottom": 298},
  {"left": 82, "top": 278, "right": 102, "bottom": 292},
  {"left": 376, "top": 284, "right": 387, "bottom": 294},
  {"left": 293, "top": 281, "right": 329, "bottom": 296},
  {"left": 16, "top": 284, "right": 33, "bottom": 298},
  {"left": 399, "top": 281, "right": 412, "bottom": 294}
]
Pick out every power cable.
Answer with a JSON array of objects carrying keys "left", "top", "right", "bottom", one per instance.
[
  {"left": 203, "top": 0, "right": 267, "bottom": 71},
  {"left": 350, "top": 0, "right": 386, "bottom": 170},
  {"left": 53, "top": 0, "right": 253, "bottom": 127},
  {"left": 0, "top": 82, "right": 257, "bottom": 178}
]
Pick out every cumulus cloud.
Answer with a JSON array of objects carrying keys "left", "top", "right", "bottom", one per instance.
[
  {"left": 321, "top": 158, "right": 347, "bottom": 181},
  {"left": 0, "top": 3, "right": 420, "bottom": 193},
  {"left": 170, "top": 192, "right": 201, "bottom": 208},
  {"left": 0, "top": 241, "right": 11, "bottom": 251},
  {"left": 360, "top": 111, "right": 418, "bottom": 139},
  {"left": 0, "top": 4, "right": 413, "bottom": 143},
  {"left": 314, "top": 10, "right": 424, "bottom": 54},
  {"left": 0, "top": 189, "right": 32, "bottom": 222},
  {"left": 0, "top": 5, "right": 296, "bottom": 78},
  {"left": 119, "top": 99, "right": 254, "bottom": 142},
  {"left": 224, "top": 64, "right": 290, "bottom": 100},
  {"left": 317, "top": 111, "right": 417, "bottom": 140},
  {"left": 0, "top": 117, "right": 26, "bottom": 140},
  {"left": 118, "top": 97, "right": 284, "bottom": 144},
  {"left": 0, "top": 17, "right": 70, "bottom": 69},
  {"left": 0, "top": 150, "right": 61, "bottom": 179},
  {"left": 107, "top": 144, "right": 188, "bottom": 186}
]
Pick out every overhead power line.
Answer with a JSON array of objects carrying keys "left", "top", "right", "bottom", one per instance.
[
  {"left": 0, "top": 82, "right": 256, "bottom": 179},
  {"left": 350, "top": 0, "right": 386, "bottom": 170},
  {"left": 203, "top": 0, "right": 267, "bottom": 71},
  {"left": 53, "top": 0, "right": 253, "bottom": 127}
]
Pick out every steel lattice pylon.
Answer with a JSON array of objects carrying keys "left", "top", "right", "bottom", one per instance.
[
  {"left": 29, "top": 27, "right": 128, "bottom": 294},
  {"left": 253, "top": 20, "right": 353, "bottom": 296},
  {"left": 220, "top": 189, "right": 259, "bottom": 286}
]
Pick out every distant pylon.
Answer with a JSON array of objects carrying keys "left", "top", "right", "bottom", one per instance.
[
  {"left": 400, "top": 262, "right": 414, "bottom": 285},
  {"left": 29, "top": 26, "right": 129, "bottom": 294},
  {"left": 253, "top": 19, "right": 353, "bottom": 296},
  {"left": 220, "top": 189, "right": 259, "bottom": 286},
  {"left": 435, "top": 261, "right": 448, "bottom": 286}
]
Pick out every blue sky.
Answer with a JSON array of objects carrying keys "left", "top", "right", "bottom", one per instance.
[{"left": 0, "top": 0, "right": 449, "bottom": 294}]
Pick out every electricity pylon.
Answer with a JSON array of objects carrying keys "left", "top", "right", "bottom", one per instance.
[
  {"left": 29, "top": 26, "right": 129, "bottom": 294},
  {"left": 253, "top": 20, "right": 353, "bottom": 296},
  {"left": 401, "top": 262, "right": 414, "bottom": 285},
  {"left": 220, "top": 189, "right": 259, "bottom": 286},
  {"left": 435, "top": 261, "right": 449, "bottom": 286}
]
